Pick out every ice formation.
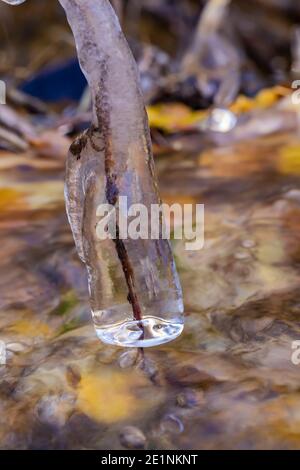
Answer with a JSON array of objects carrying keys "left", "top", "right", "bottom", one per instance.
[{"left": 2, "top": 0, "right": 184, "bottom": 346}]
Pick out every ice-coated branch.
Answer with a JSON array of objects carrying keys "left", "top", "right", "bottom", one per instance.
[
  {"left": 2, "top": 0, "right": 184, "bottom": 344},
  {"left": 60, "top": 0, "right": 157, "bottom": 325}
]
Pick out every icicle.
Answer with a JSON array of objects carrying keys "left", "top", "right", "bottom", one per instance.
[
  {"left": 60, "top": 0, "right": 184, "bottom": 347},
  {"left": 2, "top": 0, "right": 184, "bottom": 347}
]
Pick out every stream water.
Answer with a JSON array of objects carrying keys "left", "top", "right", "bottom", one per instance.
[{"left": 1, "top": 127, "right": 300, "bottom": 449}]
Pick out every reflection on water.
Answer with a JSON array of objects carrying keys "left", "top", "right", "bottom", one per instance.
[{"left": 1, "top": 129, "right": 300, "bottom": 449}]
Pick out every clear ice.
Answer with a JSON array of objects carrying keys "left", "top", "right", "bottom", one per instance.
[
  {"left": 2, "top": 0, "right": 184, "bottom": 347},
  {"left": 61, "top": 0, "right": 184, "bottom": 346}
]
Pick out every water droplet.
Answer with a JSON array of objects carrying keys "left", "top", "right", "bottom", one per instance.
[{"left": 201, "top": 108, "right": 237, "bottom": 133}]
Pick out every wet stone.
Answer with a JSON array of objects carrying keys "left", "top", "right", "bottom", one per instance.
[
  {"left": 64, "top": 412, "right": 107, "bottom": 448},
  {"left": 118, "top": 349, "right": 139, "bottom": 369},
  {"left": 138, "top": 356, "right": 161, "bottom": 383},
  {"left": 6, "top": 342, "right": 27, "bottom": 353},
  {"left": 160, "top": 414, "right": 184, "bottom": 434},
  {"left": 119, "top": 426, "right": 146, "bottom": 450},
  {"left": 0, "top": 379, "right": 18, "bottom": 398},
  {"left": 65, "top": 364, "right": 81, "bottom": 389},
  {"left": 95, "top": 347, "right": 118, "bottom": 365},
  {"left": 35, "top": 393, "right": 76, "bottom": 428}
]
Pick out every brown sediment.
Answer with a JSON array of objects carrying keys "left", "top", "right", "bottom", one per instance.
[{"left": 94, "top": 60, "right": 143, "bottom": 327}]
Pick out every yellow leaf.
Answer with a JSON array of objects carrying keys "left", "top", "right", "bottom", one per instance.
[
  {"left": 77, "top": 370, "right": 145, "bottom": 423},
  {"left": 0, "top": 188, "right": 23, "bottom": 212},
  {"left": 147, "top": 87, "right": 290, "bottom": 133},
  {"left": 8, "top": 319, "right": 52, "bottom": 338},
  {"left": 258, "top": 85, "right": 289, "bottom": 104},
  {"left": 277, "top": 145, "right": 300, "bottom": 175},
  {"left": 230, "top": 96, "right": 254, "bottom": 114},
  {"left": 230, "top": 86, "right": 290, "bottom": 114}
]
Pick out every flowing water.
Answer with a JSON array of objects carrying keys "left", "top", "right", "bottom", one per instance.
[{"left": 1, "top": 127, "right": 300, "bottom": 449}]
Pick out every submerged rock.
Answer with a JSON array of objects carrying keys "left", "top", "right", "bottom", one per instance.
[{"left": 119, "top": 426, "right": 146, "bottom": 450}]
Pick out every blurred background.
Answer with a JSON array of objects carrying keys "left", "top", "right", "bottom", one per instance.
[
  {"left": 1, "top": 0, "right": 300, "bottom": 101},
  {"left": 1, "top": 0, "right": 300, "bottom": 451},
  {"left": 1, "top": 0, "right": 300, "bottom": 152}
]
